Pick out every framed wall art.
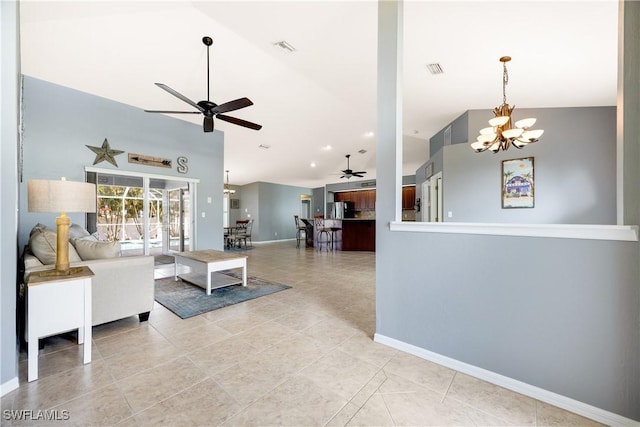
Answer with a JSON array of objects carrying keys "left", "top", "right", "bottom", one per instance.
[{"left": 502, "top": 157, "right": 534, "bottom": 209}]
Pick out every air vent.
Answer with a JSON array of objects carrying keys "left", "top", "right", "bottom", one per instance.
[
  {"left": 259, "top": 144, "right": 271, "bottom": 149},
  {"left": 444, "top": 126, "right": 452, "bottom": 146},
  {"left": 426, "top": 63, "right": 444, "bottom": 75},
  {"left": 273, "top": 40, "right": 296, "bottom": 53},
  {"left": 358, "top": 149, "right": 367, "bottom": 154}
]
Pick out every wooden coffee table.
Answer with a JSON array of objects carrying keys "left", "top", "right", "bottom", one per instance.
[{"left": 174, "top": 249, "right": 247, "bottom": 295}]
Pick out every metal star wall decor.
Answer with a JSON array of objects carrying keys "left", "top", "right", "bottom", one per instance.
[{"left": 86, "top": 138, "right": 124, "bottom": 167}]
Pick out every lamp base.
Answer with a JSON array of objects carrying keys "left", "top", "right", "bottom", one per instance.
[{"left": 30, "top": 266, "right": 86, "bottom": 278}]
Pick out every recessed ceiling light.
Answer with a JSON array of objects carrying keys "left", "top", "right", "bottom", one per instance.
[
  {"left": 273, "top": 40, "right": 296, "bottom": 53},
  {"left": 426, "top": 63, "right": 444, "bottom": 75},
  {"left": 322, "top": 145, "right": 332, "bottom": 151},
  {"left": 364, "top": 131, "right": 375, "bottom": 138},
  {"left": 310, "top": 162, "right": 316, "bottom": 168}
]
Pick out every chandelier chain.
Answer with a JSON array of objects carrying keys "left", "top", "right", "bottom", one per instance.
[{"left": 502, "top": 61, "right": 509, "bottom": 105}]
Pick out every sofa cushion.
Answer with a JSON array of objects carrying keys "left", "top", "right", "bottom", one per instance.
[
  {"left": 74, "top": 239, "right": 121, "bottom": 260},
  {"left": 68, "top": 223, "right": 91, "bottom": 242},
  {"left": 23, "top": 253, "right": 44, "bottom": 269},
  {"left": 28, "top": 225, "right": 82, "bottom": 264}
]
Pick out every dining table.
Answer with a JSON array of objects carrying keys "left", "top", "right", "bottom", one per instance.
[{"left": 224, "top": 220, "right": 250, "bottom": 248}]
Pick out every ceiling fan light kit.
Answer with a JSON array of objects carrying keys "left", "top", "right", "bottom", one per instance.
[
  {"left": 471, "top": 56, "right": 544, "bottom": 153},
  {"left": 145, "top": 36, "right": 262, "bottom": 133}
]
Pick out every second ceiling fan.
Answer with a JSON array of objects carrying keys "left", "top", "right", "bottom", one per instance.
[
  {"left": 340, "top": 154, "right": 366, "bottom": 179},
  {"left": 145, "top": 36, "right": 262, "bottom": 133}
]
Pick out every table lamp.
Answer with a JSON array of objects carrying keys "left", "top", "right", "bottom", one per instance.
[{"left": 27, "top": 178, "right": 97, "bottom": 276}]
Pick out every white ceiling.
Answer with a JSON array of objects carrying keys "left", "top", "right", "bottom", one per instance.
[{"left": 19, "top": 1, "right": 619, "bottom": 188}]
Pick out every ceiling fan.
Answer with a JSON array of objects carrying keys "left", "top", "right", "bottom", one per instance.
[
  {"left": 145, "top": 36, "right": 262, "bottom": 133},
  {"left": 340, "top": 154, "right": 366, "bottom": 179}
]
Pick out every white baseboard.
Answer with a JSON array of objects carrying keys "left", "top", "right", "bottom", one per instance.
[
  {"left": 374, "top": 333, "right": 638, "bottom": 426},
  {"left": 0, "top": 377, "right": 19, "bottom": 396},
  {"left": 253, "top": 238, "right": 296, "bottom": 245}
]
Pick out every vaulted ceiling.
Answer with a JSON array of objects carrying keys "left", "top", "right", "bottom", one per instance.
[{"left": 19, "top": 1, "right": 618, "bottom": 188}]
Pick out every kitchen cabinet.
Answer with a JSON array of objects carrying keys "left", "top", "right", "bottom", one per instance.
[
  {"left": 402, "top": 186, "right": 416, "bottom": 209},
  {"left": 334, "top": 192, "right": 348, "bottom": 203},
  {"left": 348, "top": 191, "right": 359, "bottom": 210},
  {"left": 335, "top": 188, "right": 410, "bottom": 211},
  {"left": 364, "top": 189, "right": 376, "bottom": 210}
]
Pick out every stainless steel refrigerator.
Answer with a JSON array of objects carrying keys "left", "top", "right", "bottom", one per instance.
[{"left": 330, "top": 201, "right": 354, "bottom": 219}]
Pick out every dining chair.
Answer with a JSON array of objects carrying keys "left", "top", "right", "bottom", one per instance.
[{"left": 230, "top": 219, "right": 253, "bottom": 249}]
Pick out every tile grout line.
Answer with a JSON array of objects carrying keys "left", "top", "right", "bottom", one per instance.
[{"left": 441, "top": 370, "right": 457, "bottom": 403}]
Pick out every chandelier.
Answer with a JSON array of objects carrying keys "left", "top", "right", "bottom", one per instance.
[
  {"left": 223, "top": 170, "right": 236, "bottom": 195},
  {"left": 471, "top": 56, "right": 544, "bottom": 153}
]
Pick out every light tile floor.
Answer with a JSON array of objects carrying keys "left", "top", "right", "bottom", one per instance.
[{"left": 2, "top": 241, "right": 604, "bottom": 426}]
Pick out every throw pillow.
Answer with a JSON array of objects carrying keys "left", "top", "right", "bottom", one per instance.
[
  {"left": 68, "top": 223, "right": 91, "bottom": 242},
  {"left": 73, "top": 239, "right": 121, "bottom": 260},
  {"left": 28, "top": 225, "right": 82, "bottom": 265}
]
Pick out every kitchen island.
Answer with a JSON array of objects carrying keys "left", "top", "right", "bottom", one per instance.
[
  {"left": 308, "top": 218, "right": 375, "bottom": 251},
  {"left": 341, "top": 219, "right": 375, "bottom": 251}
]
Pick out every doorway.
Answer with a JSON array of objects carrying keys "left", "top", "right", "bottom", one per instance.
[
  {"left": 300, "top": 195, "right": 312, "bottom": 219},
  {"left": 422, "top": 172, "right": 443, "bottom": 222}
]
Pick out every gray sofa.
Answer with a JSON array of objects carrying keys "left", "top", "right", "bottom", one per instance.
[{"left": 22, "top": 224, "right": 155, "bottom": 326}]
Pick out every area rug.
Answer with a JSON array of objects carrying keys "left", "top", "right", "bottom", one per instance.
[
  {"left": 154, "top": 272, "right": 291, "bottom": 319},
  {"left": 154, "top": 254, "right": 175, "bottom": 266}
]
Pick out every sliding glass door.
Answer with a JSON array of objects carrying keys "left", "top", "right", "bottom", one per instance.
[
  {"left": 167, "top": 187, "right": 190, "bottom": 253},
  {"left": 91, "top": 171, "right": 195, "bottom": 256}
]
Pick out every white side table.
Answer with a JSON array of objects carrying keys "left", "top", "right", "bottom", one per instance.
[{"left": 26, "top": 266, "right": 94, "bottom": 382}]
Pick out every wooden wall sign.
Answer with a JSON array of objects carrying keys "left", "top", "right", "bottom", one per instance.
[{"left": 128, "top": 153, "right": 172, "bottom": 168}]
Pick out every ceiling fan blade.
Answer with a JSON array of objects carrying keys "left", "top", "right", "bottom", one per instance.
[
  {"left": 354, "top": 171, "right": 367, "bottom": 175},
  {"left": 155, "top": 83, "right": 203, "bottom": 112},
  {"left": 144, "top": 110, "right": 201, "bottom": 114},
  {"left": 217, "top": 114, "right": 262, "bottom": 130},
  {"left": 353, "top": 173, "right": 364, "bottom": 177},
  {"left": 203, "top": 116, "right": 214, "bottom": 132},
  {"left": 213, "top": 97, "right": 253, "bottom": 114}
]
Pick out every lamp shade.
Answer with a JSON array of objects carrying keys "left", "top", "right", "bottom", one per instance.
[
  {"left": 488, "top": 116, "right": 510, "bottom": 127},
  {"left": 515, "top": 118, "right": 537, "bottom": 129},
  {"left": 28, "top": 179, "right": 96, "bottom": 213}
]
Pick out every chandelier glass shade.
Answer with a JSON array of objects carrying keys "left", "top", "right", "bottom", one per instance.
[
  {"left": 223, "top": 170, "right": 236, "bottom": 195},
  {"left": 471, "top": 56, "right": 544, "bottom": 153}
]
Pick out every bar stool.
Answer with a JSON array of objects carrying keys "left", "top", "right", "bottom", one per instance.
[
  {"left": 329, "top": 224, "right": 341, "bottom": 250},
  {"left": 294, "top": 215, "right": 307, "bottom": 248},
  {"left": 314, "top": 218, "right": 333, "bottom": 251}
]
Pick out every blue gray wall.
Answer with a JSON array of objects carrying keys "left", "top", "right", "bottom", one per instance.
[
  {"left": 443, "top": 107, "right": 616, "bottom": 224},
  {"left": 19, "top": 76, "right": 225, "bottom": 251},
  {"left": 429, "top": 110, "right": 468, "bottom": 158},
  {"left": 312, "top": 187, "right": 324, "bottom": 216},
  {"left": 1, "top": 0, "right": 19, "bottom": 394},
  {"left": 377, "top": 1, "right": 639, "bottom": 421},
  {"left": 238, "top": 181, "right": 312, "bottom": 241}
]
